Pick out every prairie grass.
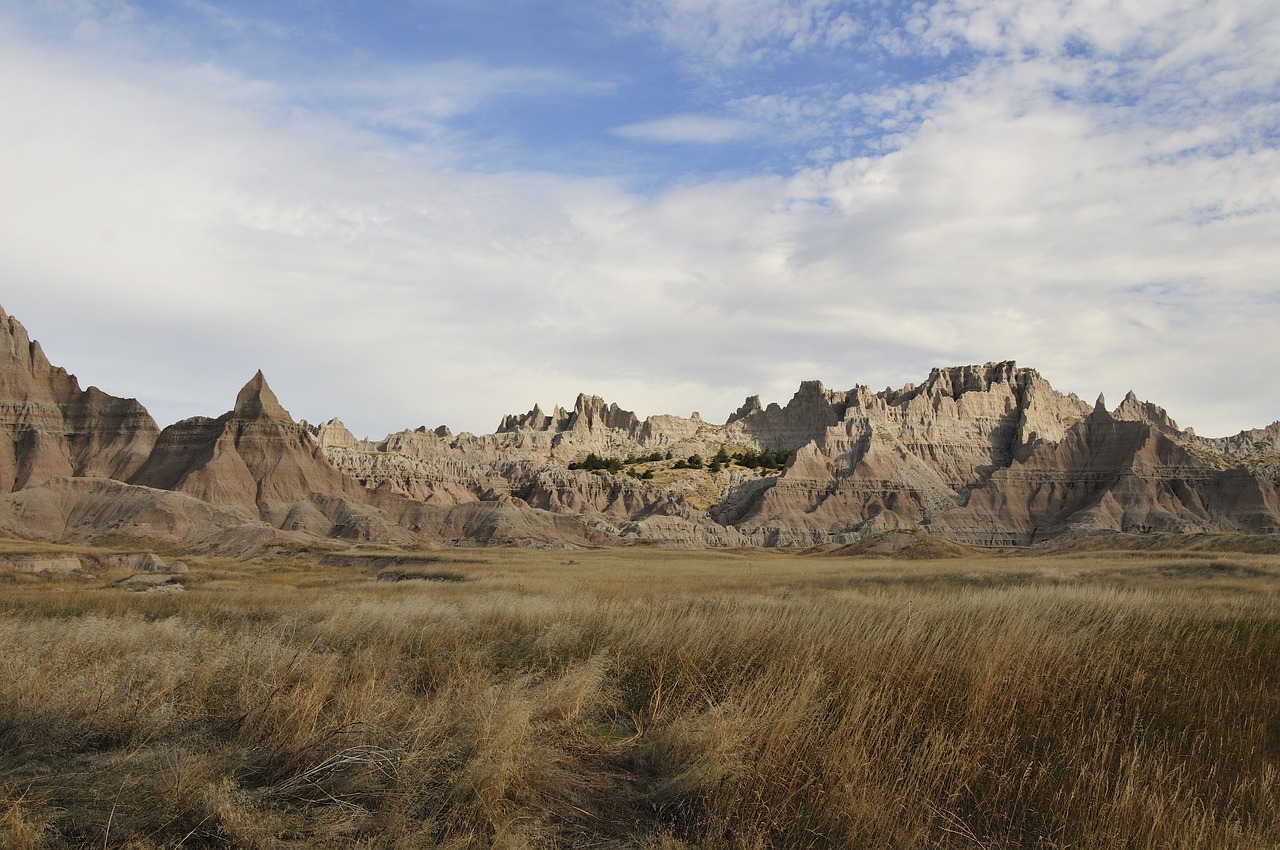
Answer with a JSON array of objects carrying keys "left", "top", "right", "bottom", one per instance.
[{"left": 0, "top": 545, "right": 1278, "bottom": 848}]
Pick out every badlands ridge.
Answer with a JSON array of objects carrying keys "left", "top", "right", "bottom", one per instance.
[{"left": 2, "top": 304, "right": 1279, "bottom": 552}]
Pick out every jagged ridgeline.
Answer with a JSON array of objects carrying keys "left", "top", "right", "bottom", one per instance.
[{"left": 2, "top": 304, "right": 1279, "bottom": 551}]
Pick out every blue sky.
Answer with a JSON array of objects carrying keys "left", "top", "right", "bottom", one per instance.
[{"left": 2, "top": 0, "right": 1278, "bottom": 438}]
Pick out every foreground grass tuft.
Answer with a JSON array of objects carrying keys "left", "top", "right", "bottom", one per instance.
[{"left": 1, "top": 548, "right": 1278, "bottom": 848}]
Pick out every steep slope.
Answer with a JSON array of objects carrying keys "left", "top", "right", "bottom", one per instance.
[
  {"left": 928, "top": 400, "right": 1280, "bottom": 545},
  {"left": 1111, "top": 389, "right": 1280, "bottom": 485},
  {"left": 125, "top": 370, "right": 616, "bottom": 548},
  {"left": 718, "top": 363, "right": 1093, "bottom": 544},
  {"left": 0, "top": 306, "right": 158, "bottom": 491},
  {"left": 723, "top": 380, "right": 852, "bottom": 449},
  {"left": 129, "top": 371, "right": 371, "bottom": 524}
]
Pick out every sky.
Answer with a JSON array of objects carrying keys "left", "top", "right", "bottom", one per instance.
[{"left": 1, "top": 0, "right": 1278, "bottom": 439}]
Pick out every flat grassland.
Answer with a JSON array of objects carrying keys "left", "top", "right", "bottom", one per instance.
[{"left": 2, "top": 541, "right": 1279, "bottom": 849}]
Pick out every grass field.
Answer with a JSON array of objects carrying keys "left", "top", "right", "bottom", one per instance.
[{"left": 2, "top": 542, "right": 1279, "bottom": 848}]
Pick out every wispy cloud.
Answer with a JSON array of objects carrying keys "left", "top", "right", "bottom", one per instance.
[
  {"left": 613, "top": 113, "right": 756, "bottom": 143},
  {"left": 627, "top": 0, "right": 862, "bottom": 70}
]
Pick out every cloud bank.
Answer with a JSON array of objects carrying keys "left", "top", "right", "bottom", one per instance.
[{"left": 1, "top": 0, "right": 1277, "bottom": 438}]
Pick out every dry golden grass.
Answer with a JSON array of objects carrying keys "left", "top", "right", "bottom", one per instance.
[{"left": 1, "top": 542, "right": 1279, "bottom": 848}]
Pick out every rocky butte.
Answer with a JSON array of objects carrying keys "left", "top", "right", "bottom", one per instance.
[{"left": 1, "top": 304, "right": 1278, "bottom": 552}]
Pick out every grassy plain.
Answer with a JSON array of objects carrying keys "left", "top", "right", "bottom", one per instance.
[{"left": 1, "top": 541, "right": 1279, "bottom": 849}]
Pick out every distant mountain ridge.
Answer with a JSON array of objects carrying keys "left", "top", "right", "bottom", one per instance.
[{"left": 1, "top": 304, "right": 1277, "bottom": 551}]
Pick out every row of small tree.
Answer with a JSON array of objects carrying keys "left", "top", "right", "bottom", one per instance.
[
  {"left": 567, "top": 453, "right": 624, "bottom": 473},
  {"left": 569, "top": 446, "right": 793, "bottom": 476},
  {"left": 719, "top": 447, "right": 792, "bottom": 470},
  {"left": 623, "top": 451, "right": 668, "bottom": 464}
]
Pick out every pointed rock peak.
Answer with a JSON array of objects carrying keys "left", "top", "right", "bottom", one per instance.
[
  {"left": 29, "top": 339, "right": 50, "bottom": 369},
  {"left": 726, "top": 394, "right": 763, "bottom": 424},
  {"left": 1112, "top": 390, "right": 1180, "bottom": 432},
  {"left": 498, "top": 403, "right": 540, "bottom": 432},
  {"left": 234, "top": 370, "right": 291, "bottom": 421},
  {"left": 2, "top": 307, "right": 31, "bottom": 358},
  {"left": 1092, "top": 393, "right": 1108, "bottom": 415}
]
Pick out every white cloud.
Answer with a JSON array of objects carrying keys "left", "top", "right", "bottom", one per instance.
[
  {"left": 613, "top": 114, "right": 757, "bottom": 143},
  {"left": 1, "top": 2, "right": 1278, "bottom": 441}
]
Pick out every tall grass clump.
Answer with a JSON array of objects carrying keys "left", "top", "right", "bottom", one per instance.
[{"left": 0, "top": 554, "right": 1277, "bottom": 848}]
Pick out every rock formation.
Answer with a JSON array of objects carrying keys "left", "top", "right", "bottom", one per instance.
[
  {"left": 709, "top": 363, "right": 1094, "bottom": 545},
  {"left": 128, "top": 371, "right": 382, "bottom": 533},
  {"left": 316, "top": 359, "right": 1280, "bottom": 547},
  {"left": 1, "top": 303, "right": 1278, "bottom": 551},
  {"left": 0, "top": 305, "right": 158, "bottom": 492},
  {"left": 928, "top": 399, "right": 1280, "bottom": 544}
]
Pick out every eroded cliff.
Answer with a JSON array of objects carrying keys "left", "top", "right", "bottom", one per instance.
[{"left": 2, "top": 304, "right": 1277, "bottom": 551}]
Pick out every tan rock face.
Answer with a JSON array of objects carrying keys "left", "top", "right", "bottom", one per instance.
[
  {"left": 2, "top": 303, "right": 1278, "bottom": 550},
  {"left": 311, "top": 418, "right": 359, "bottom": 450},
  {"left": 928, "top": 407, "right": 1280, "bottom": 545},
  {"left": 0, "top": 306, "right": 159, "bottom": 492},
  {"left": 129, "top": 370, "right": 410, "bottom": 540},
  {"left": 1111, "top": 390, "right": 1180, "bottom": 433},
  {"left": 724, "top": 380, "right": 851, "bottom": 449},
  {"left": 712, "top": 363, "right": 1092, "bottom": 540}
]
